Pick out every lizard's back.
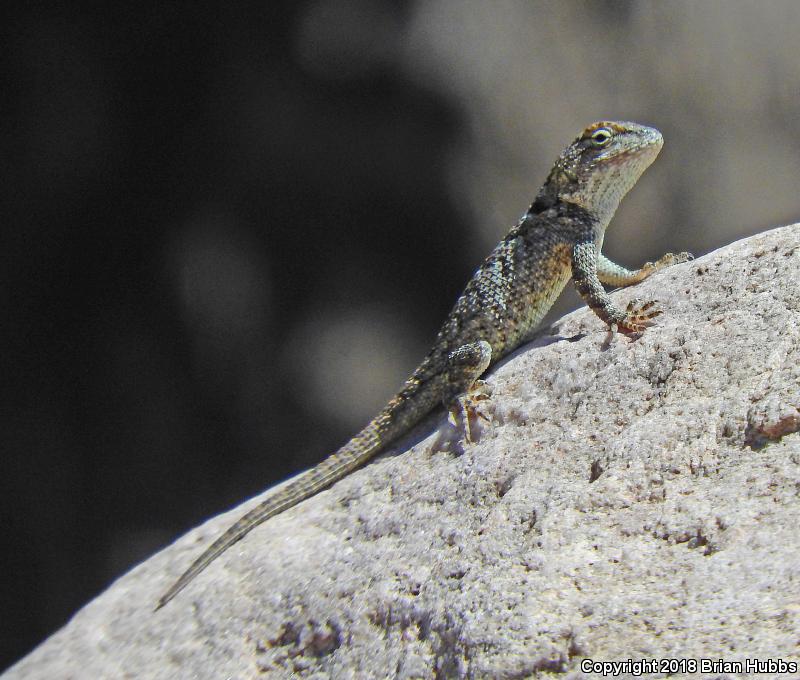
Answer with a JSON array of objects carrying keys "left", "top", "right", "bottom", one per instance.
[{"left": 157, "top": 121, "right": 679, "bottom": 609}]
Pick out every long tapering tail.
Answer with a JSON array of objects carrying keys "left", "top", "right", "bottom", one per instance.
[{"left": 156, "top": 412, "right": 397, "bottom": 609}]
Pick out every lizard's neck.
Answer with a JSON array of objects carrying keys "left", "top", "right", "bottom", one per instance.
[
  {"left": 529, "top": 157, "right": 636, "bottom": 238},
  {"left": 526, "top": 194, "right": 609, "bottom": 242}
]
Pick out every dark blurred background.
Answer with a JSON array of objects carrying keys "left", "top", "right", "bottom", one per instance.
[{"left": 3, "top": 0, "right": 800, "bottom": 669}]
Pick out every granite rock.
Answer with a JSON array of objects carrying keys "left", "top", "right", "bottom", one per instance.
[{"left": 6, "top": 225, "right": 800, "bottom": 679}]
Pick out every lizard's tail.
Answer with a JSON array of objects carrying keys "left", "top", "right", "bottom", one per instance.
[{"left": 156, "top": 415, "right": 391, "bottom": 609}]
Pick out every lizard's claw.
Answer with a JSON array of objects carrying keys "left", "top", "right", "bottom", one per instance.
[
  {"left": 666, "top": 251, "right": 694, "bottom": 264},
  {"left": 464, "top": 380, "right": 493, "bottom": 441},
  {"left": 468, "top": 379, "right": 493, "bottom": 403},
  {"left": 618, "top": 298, "right": 662, "bottom": 333},
  {"left": 643, "top": 251, "right": 694, "bottom": 274},
  {"left": 448, "top": 381, "right": 493, "bottom": 444}
]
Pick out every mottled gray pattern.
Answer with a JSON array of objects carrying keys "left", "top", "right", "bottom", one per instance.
[{"left": 157, "top": 121, "right": 688, "bottom": 608}]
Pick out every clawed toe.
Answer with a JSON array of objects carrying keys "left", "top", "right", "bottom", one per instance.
[
  {"left": 619, "top": 299, "right": 662, "bottom": 333},
  {"left": 449, "top": 384, "right": 492, "bottom": 444},
  {"left": 648, "top": 251, "right": 694, "bottom": 273},
  {"left": 662, "top": 251, "right": 694, "bottom": 266},
  {"left": 468, "top": 379, "right": 493, "bottom": 403},
  {"left": 627, "top": 299, "right": 657, "bottom": 314}
]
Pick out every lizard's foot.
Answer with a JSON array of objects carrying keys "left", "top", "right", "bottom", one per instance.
[
  {"left": 448, "top": 392, "right": 491, "bottom": 444},
  {"left": 442, "top": 340, "right": 493, "bottom": 444},
  {"left": 465, "top": 380, "right": 493, "bottom": 442},
  {"left": 642, "top": 251, "right": 694, "bottom": 276},
  {"left": 617, "top": 298, "right": 662, "bottom": 333},
  {"left": 468, "top": 378, "right": 493, "bottom": 403}
]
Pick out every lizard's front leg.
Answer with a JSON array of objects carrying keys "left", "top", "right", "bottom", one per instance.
[
  {"left": 573, "top": 241, "right": 663, "bottom": 333},
  {"left": 597, "top": 251, "right": 692, "bottom": 288},
  {"left": 441, "top": 340, "right": 492, "bottom": 443}
]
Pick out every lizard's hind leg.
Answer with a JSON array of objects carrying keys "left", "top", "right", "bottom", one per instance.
[{"left": 442, "top": 340, "right": 493, "bottom": 443}]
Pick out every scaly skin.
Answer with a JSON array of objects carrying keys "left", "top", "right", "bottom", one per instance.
[{"left": 157, "top": 121, "right": 691, "bottom": 608}]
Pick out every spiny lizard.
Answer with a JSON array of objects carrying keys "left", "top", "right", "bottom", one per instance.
[{"left": 157, "top": 121, "right": 690, "bottom": 608}]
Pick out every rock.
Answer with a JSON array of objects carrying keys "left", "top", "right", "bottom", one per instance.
[{"left": 6, "top": 225, "right": 800, "bottom": 679}]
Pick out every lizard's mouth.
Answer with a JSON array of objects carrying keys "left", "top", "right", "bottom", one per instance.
[{"left": 600, "top": 140, "right": 662, "bottom": 167}]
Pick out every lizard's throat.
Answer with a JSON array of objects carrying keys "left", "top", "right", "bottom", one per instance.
[{"left": 568, "top": 161, "right": 654, "bottom": 227}]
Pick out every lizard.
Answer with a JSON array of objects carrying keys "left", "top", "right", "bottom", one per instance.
[{"left": 157, "top": 120, "right": 691, "bottom": 609}]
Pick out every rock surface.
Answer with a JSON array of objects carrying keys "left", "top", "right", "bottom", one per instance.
[{"left": 6, "top": 225, "right": 800, "bottom": 679}]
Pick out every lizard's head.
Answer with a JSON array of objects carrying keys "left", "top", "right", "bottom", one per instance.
[{"left": 532, "top": 121, "right": 663, "bottom": 220}]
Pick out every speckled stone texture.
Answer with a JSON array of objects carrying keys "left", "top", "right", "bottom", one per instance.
[{"left": 6, "top": 224, "right": 800, "bottom": 679}]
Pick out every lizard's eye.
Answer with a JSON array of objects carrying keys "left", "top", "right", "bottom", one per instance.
[{"left": 590, "top": 128, "right": 613, "bottom": 148}]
